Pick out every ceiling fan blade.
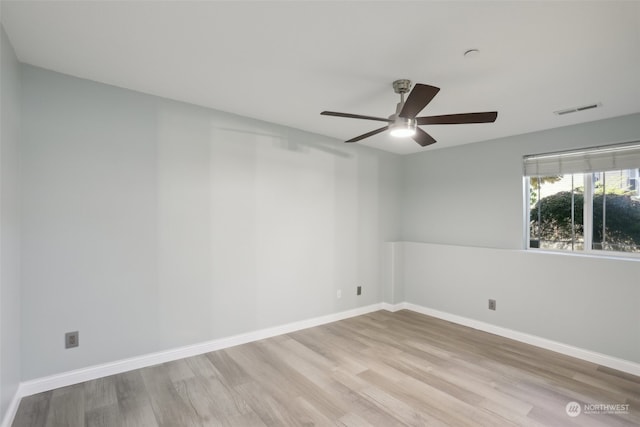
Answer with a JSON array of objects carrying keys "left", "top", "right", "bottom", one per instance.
[
  {"left": 345, "top": 126, "right": 389, "bottom": 143},
  {"left": 399, "top": 84, "right": 440, "bottom": 119},
  {"left": 412, "top": 128, "right": 437, "bottom": 147},
  {"left": 416, "top": 111, "right": 498, "bottom": 125},
  {"left": 321, "top": 111, "right": 392, "bottom": 122}
]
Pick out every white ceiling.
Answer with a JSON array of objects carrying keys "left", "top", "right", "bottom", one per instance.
[{"left": 2, "top": 1, "right": 640, "bottom": 155}]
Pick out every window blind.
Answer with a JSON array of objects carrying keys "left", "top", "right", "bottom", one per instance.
[{"left": 523, "top": 141, "right": 640, "bottom": 177}]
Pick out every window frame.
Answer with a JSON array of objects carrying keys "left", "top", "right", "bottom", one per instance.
[{"left": 523, "top": 142, "right": 640, "bottom": 259}]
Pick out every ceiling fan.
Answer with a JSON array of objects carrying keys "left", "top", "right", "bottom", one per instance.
[{"left": 321, "top": 79, "right": 498, "bottom": 147}]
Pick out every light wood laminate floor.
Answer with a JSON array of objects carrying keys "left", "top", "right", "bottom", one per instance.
[{"left": 12, "top": 310, "right": 640, "bottom": 426}]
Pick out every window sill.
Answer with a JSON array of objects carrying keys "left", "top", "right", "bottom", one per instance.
[{"left": 525, "top": 247, "right": 640, "bottom": 262}]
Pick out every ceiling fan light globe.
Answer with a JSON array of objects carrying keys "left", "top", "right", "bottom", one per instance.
[
  {"left": 389, "top": 117, "right": 417, "bottom": 138},
  {"left": 390, "top": 127, "right": 416, "bottom": 138}
]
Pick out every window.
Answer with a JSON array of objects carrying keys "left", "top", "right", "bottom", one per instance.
[{"left": 525, "top": 142, "right": 640, "bottom": 255}]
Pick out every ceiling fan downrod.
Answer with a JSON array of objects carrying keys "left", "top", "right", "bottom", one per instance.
[{"left": 392, "top": 79, "right": 412, "bottom": 106}]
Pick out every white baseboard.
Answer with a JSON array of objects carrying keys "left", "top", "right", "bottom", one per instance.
[
  {"left": 0, "top": 392, "right": 22, "bottom": 427},
  {"left": 401, "top": 302, "right": 640, "bottom": 377},
  {"left": 17, "top": 303, "right": 384, "bottom": 399},
  {"left": 379, "top": 302, "right": 404, "bottom": 312}
]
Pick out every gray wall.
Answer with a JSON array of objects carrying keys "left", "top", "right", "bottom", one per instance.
[
  {"left": 400, "top": 114, "right": 640, "bottom": 362},
  {"left": 0, "top": 24, "right": 21, "bottom": 420},
  {"left": 401, "top": 242, "right": 640, "bottom": 362},
  {"left": 20, "top": 65, "right": 400, "bottom": 380}
]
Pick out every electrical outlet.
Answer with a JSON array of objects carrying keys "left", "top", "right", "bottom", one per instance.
[
  {"left": 488, "top": 299, "right": 496, "bottom": 311},
  {"left": 65, "top": 331, "right": 79, "bottom": 349},
  {"left": 337, "top": 289, "right": 342, "bottom": 299},
  {"left": 357, "top": 286, "right": 362, "bottom": 295}
]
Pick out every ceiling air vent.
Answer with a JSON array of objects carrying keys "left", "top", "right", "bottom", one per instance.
[{"left": 554, "top": 103, "right": 601, "bottom": 116}]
